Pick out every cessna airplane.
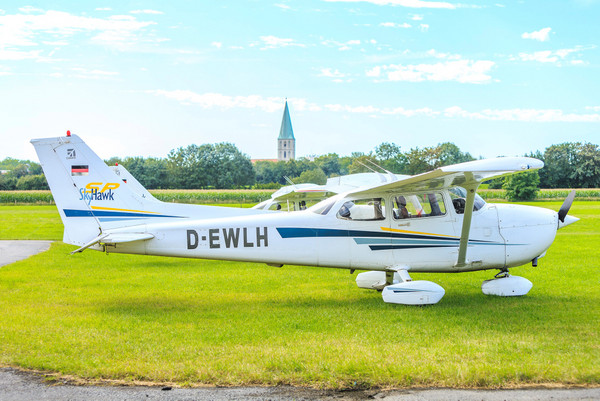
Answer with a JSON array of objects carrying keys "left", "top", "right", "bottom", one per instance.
[{"left": 31, "top": 133, "right": 578, "bottom": 305}]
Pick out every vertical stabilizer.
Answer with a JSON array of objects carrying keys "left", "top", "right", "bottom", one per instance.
[{"left": 31, "top": 134, "right": 171, "bottom": 246}]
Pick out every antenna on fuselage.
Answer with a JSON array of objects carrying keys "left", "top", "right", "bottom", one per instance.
[
  {"left": 283, "top": 176, "right": 296, "bottom": 186},
  {"left": 355, "top": 160, "right": 388, "bottom": 183},
  {"left": 365, "top": 159, "right": 398, "bottom": 182}
]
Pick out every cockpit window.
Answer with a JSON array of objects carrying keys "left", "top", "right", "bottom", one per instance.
[
  {"left": 336, "top": 198, "right": 386, "bottom": 221},
  {"left": 448, "top": 187, "right": 486, "bottom": 214},
  {"left": 392, "top": 193, "right": 446, "bottom": 220}
]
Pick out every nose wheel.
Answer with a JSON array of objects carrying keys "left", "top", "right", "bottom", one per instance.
[{"left": 482, "top": 269, "right": 532, "bottom": 296}]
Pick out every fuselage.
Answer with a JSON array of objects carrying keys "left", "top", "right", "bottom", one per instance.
[{"left": 99, "top": 190, "right": 560, "bottom": 273}]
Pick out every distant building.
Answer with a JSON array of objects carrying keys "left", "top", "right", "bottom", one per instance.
[
  {"left": 0, "top": 170, "right": 10, "bottom": 175},
  {"left": 277, "top": 101, "right": 295, "bottom": 161}
]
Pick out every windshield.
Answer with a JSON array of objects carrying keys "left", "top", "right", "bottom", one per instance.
[
  {"left": 448, "top": 187, "right": 486, "bottom": 213},
  {"left": 310, "top": 197, "right": 337, "bottom": 215}
]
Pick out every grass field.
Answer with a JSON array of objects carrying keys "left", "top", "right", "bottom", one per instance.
[{"left": 0, "top": 201, "right": 598, "bottom": 388}]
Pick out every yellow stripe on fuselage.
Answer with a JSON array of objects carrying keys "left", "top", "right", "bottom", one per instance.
[
  {"left": 380, "top": 226, "right": 458, "bottom": 238},
  {"left": 90, "top": 206, "right": 160, "bottom": 214}
]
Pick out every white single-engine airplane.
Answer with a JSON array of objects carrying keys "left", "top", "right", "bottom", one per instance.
[{"left": 32, "top": 133, "right": 578, "bottom": 305}]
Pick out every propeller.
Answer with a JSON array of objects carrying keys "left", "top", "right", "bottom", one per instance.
[{"left": 558, "top": 190, "right": 576, "bottom": 223}]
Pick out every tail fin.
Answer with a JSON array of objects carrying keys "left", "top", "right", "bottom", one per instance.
[{"left": 31, "top": 134, "right": 176, "bottom": 246}]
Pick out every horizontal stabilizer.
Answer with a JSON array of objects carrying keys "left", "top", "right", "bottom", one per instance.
[{"left": 70, "top": 232, "right": 154, "bottom": 254}]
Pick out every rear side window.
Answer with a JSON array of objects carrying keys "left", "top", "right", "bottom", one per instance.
[{"left": 392, "top": 193, "right": 446, "bottom": 220}]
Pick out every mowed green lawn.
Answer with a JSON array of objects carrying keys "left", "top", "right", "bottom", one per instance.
[{"left": 0, "top": 202, "right": 598, "bottom": 388}]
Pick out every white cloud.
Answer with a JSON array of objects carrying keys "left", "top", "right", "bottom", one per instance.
[
  {"left": 274, "top": 3, "right": 292, "bottom": 9},
  {"left": 366, "top": 66, "right": 381, "bottom": 77},
  {"left": 379, "top": 22, "right": 412, "bottom": 28},
  {"left": 130, "top": 10, "right": 164, "bottom": 15},
  {"left": 515, "top": 46, "right": 594, "bottom": 65},
  {"left": 323, "top": 0, "right": 456, "bottom": 9},
  {"left": 0, "top": 9, "right": 159, "bottom": 52},
  {"left": 410, "top": 14, "right": 423, "bottom": 20},
  {"left": 18, "top": 6, "right": 44, "bottom": 13},
  {"left": 71, "top": 67, "right": 119, "bottom": 79},
  {"left": 318, "top": 68, "right": 353, "bottom": 82},
  {"left": 321, "top": 39, "right": 361, "bottom": 51},
  {"left": 443, "top": 106, "right": 600, "bottom": 122},
  {"left": 0, "top": 48, "right": 42, "bottom": 60},
  {"left": 318, "top": 68, "right": 348, "bottom": 78},
  {"left": 419, "top": 23, "right": 429, "bottom": 32},
  {"left": 211, "top": 41, "right": 222, "bottom": 48},
  {"left": 521, "top": 27, "right": 551, "bottom": 42},
  {"left": 146, "top": 90, "right": 600, "bottom": 122},
  {"left": 146, "top": 91, "right": 321, "bottom": 113},
  {"left": 426, "top": 49, "right": 461, "bottom": 60},
  {"left": 259, "top": 35, "right": 305, "bottom": 49},
  {"left": 370, "top": 59, "right": 495, "bottom": 84},
  {"left": 42, "top": 40, "right": 69, "bottom": 46}
]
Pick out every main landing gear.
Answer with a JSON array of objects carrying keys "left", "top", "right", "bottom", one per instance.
[
  {"left": 481, "top": 269, "right": 533, "bottom": 296},
  {"left": 355, "top": 268, "right": 445, "bottom": 305}
]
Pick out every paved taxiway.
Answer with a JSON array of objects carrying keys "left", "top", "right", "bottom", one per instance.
[
  {"left": 1, "top": 368, "right": 599, "bottom": 401},
  {"left": 0, "top": 240, "right": 52, "bottom": 267}
]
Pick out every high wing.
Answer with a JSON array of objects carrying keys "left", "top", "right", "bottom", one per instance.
[
  {"left": 270, "top": 183, "right": 334, "bottom": 202},
  {"left": 345, "top": 157, "right": 544, "bottom": 268},
  {"left": 346, "top": 157, "right": 544, "bottom": 198},
  {"left": 255, "top": 172, "right": 410, "bottom": 210}
]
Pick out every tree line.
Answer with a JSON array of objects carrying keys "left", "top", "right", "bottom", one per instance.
[{"left": 1, "top": 141, "right": 598, "bottom": 192}]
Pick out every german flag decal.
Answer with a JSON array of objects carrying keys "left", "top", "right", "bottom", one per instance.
[{"left": 71, "top": 165, "right": 89, "bottom": 176}]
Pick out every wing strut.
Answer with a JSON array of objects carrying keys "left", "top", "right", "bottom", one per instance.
[{"left": 455, "top": 183, "right": 478, "bottom": 268}]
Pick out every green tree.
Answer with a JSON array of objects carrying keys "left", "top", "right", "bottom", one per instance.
[
  {"left": 404, "top": 147, "right": 437, "bottom": 175},
  {"left": 292, "top": 168, "right": 327, "bottom": 185},
  {"left": 435, "top": 142, "right": 474, "bottom": 167},
  {"left": 503, "top": 171, "right": 540, "bottom": 201},
  {"left": 542, "top": 143, "right": 578, "bottom": 188},
  {"left": 0, "top": 174, "right": 17, "bottom": 190},
  {"left": 348, "top": 153, "right": 378, "bottom": 174},
  {"left": 314, "top": 153, "right": 342, "bottom": 177},
  {"left": 15, "top": 174, "right": 49, "bottom": 190},
  {"left": 375, "top": 142, "right": 407, "bottom": 173},
  {"left": 573, "top": 143, "right": 600, "bottom": 188},
  {"left": 167, "top": 143, "right": 254, "bottom": 189}
]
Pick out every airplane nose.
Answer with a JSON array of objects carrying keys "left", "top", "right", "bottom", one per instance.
[{"left": 558, "top": 214, "right": 579, "bottom": 229}]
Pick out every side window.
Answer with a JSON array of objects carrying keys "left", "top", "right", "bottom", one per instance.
[
  {"left": 392, "top": 193, "right": 446, "bottom": 219},
  {"left": 337, "top": 198, "right": 386, "bottom": 221},
  {"left": 268, "top": 202, "right": 282, "bottom": 211}
]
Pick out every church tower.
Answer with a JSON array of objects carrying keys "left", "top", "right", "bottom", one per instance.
[{"left": 277, "top": 100, "right": 295, "bottom": 161}]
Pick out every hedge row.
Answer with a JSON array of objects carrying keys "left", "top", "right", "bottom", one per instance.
[
  {"left": 151, "top": 190, "right": 275, "bottom": 204},
  {"left": 0, "top": 190, "right": 276, "bottom": 205},
  {"left": 1, "top": 188, "right": 599, "bottom": 205},
  {"left": 478, "top": 188, "right": 600, "bottom": 200}
]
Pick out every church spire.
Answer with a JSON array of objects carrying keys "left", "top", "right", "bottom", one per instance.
[
  {"left": 278, "top": 100, "right": 295, "bottom": 140},
  {"left": 277, "top": 100, "right": 295, "bottom": 161}
]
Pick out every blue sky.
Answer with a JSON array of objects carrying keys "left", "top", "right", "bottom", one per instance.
[{"left": 1, "top": 1, "right": 599, "bottom": 162}]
